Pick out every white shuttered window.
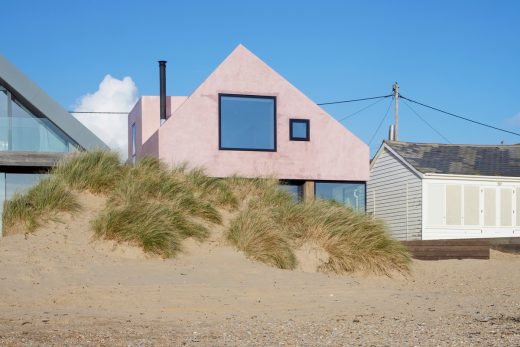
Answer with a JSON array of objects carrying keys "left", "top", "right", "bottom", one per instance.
[
  {"left": 426, "top": 184, "right": 445, "bottom": 225},
  {"left": 517, "top": 188, "right": 520, "bottom": 226},
  {"left": 464, "top": 186, "right": 480, "bottom": 225},
  {"left": 484, "top": 188, "right": 497, "bottom": 227},
  {"left": 500, "top": 188, "right": 513, "bottom": 226},
  {"left": 446, "top": 185, "right": 462, "bottom": 225}
]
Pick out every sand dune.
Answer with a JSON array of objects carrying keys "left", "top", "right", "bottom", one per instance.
[{"left": 0, "top": 193, "right": 519, "bottom": 346}]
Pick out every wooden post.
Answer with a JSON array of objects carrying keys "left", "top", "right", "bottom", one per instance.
[
  {"left": 393, "top": 82, "right": 399, "bottom": 141},
  {"left": 303, "top": 181, "right": 315, "bottom": 202}
]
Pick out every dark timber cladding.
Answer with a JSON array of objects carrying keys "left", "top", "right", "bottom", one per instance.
[{"left": 402, "top": 239, "right": 490, "bottom": 260}]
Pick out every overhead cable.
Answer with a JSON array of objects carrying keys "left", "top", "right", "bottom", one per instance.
[
  {"left": 402, "top": 100, "right": 452, "bottom": 143},
  {"left": 368, "top": 97, "right": 394, "bottom": 145},
  {"left": 69, "top": 111, "right": 130, "bottom": 114},
  {"left": 400, "top": 95, "right": 520, "bottom": 137},
  {"left": 336, "top": 97, "right": 387, "bottom": 123},
  {"left": 317, "top": 94, "right": 392, "bottom": 106}
]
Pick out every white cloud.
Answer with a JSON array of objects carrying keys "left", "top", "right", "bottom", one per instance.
[{"left": 73, "top": 75, "right": 138, "bottom": 159}]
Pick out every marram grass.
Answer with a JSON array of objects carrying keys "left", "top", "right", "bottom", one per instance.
[
  {"left": 2, "top": 177, "right": 80, "bottom": 234},
  {"left": 1, "top": 150, "right": 410, "bottom": 275}
]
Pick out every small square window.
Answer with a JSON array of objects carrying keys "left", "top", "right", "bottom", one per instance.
[{"left": 289, "top": 119, "right": 310, "bottom": 141}]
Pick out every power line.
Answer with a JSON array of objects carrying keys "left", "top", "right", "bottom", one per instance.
[
  {"left": 336, "top": 97, "right": 387, "bottom": 123},
  {"left": 69, "top": 111, "right": 129, "bottom": 114},
  {"left": 400, "top": 95, "right": 520, "bottom": 137},
  {"left": 317, "top": 94, "right": 392, "bottom": 106},
  {"left": 368, "top": 97, "right": 394, "bottom": 145},
  {"left": 402, "top": 99, "right": 451, "bottom": 143},
  {"left": 67, "top": 94, "right": 393, "bottom": 114}
]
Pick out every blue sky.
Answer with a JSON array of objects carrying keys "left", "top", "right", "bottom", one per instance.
[{"left": 3, "top": 0, "right": 519, "bottom": 155}]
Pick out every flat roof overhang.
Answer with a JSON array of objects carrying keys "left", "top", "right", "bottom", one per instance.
[{"left": 0, "top": 151, "right": 67, "bottom": 170}]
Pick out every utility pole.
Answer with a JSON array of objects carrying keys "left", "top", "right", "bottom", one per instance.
[{"left": 392, "top": 82, "right": 399, "bottom": 141}]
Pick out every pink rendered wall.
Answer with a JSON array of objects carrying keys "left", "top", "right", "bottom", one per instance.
[
  {"left": 140, "top": 45, "right": 369, "bottom": 181},
  {"left": 128, "top": 96, "right": 188, "bottom": 159}
]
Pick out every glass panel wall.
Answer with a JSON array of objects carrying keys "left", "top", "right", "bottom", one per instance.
[
  {"left": 219, "top": 95, "right": 276, "bottom": 151},
  {"left": 0, "top": 83, "right": 77, "bottom": 152},
  {"left": 5, "top": 173, "right": 44, "bottom": 198},
  {"left": 315, "top": 182, "right": 366, "bottom": 213},
  {"left": 279, "top": 181, "right": 304, "bottom": 203},
  {"left": 0, "top": 172, "right": 45, "bottom": 236},
  {"left": 0, "top": 89, "right": 8, "bottom": 151}
]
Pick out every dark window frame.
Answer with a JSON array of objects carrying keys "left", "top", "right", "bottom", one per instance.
[
  {"left": 289, "top": 118, "right": 310, "bottom": 141},
  {"left": 218, "top": 93, "right": 277, "bottom": 152},
  {"left": 313, "top": 180, "right": 367, "bottom": 213}
]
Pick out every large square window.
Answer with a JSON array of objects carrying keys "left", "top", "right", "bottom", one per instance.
[
  {"left": 315, "top": 181, "right": 366, "bottom": 213},
  {"left": 290, "top": 119, "right": 310, "bottom": 141},
  {"left": 219, "top": 94, "right": 276, "bottom": 151}
]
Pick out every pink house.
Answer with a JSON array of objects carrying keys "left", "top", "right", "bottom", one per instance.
[{"left": 128, "top": 45, "right": 369, "bottom": 211}]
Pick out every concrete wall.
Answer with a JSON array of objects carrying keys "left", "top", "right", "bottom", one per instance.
[
  {"left": 367, "top": 148, "right": 423, "bottom": 240},
  {"left": 135, "top": 45, "right": 369, "bottom": 182}
]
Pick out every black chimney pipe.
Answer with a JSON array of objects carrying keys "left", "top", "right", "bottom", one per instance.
[{"left": 158, "top": 60, "right": 167, "bottom": 122}]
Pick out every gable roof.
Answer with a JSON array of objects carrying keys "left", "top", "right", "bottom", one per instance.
[
  {"left": 165, "top": 44, "right": 367, "bottom": 149},
  {"left": 152, "top": 44, "right": 369, "bottom": 180},
  {"left": 0, "top": 55, "right": 108, "bottom": 150},
  {"left": 385, "top": 141, "right": 520, "bottom": 177}
]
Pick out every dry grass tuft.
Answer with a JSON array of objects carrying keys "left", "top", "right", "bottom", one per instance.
[
  {"left": 227, "top": 208, "right": 296, "bottom": 269},
  {"left": 2, "top": 178, "right": 80, "bottom": 234},
  {"left": 279, "top": 200, "right": 411, "bottom": 275},
  {"left": 92, "top": 201, "right": 185, "bottom": 257},
  {"left": 225, "top": 181, "right": 410, "bottom": 275},
  {"left": 53, "top": 150, "right": 124, "bottom": 194},
  {"left": 1, "top": 150, "right": 409, "bottom": 275}
]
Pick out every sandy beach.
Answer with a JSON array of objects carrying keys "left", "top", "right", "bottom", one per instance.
[{"left": 0, "top": 195, "right": 519, "bottom": 346}]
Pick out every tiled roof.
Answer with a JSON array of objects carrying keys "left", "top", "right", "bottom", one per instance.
[{"left": 386, "top": 141, "right": 520, "bottom": 177}]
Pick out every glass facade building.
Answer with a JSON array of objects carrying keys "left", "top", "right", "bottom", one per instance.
[
  {"left": 0, "top": 83, "right": 78, "bottom": 235},
  {"left": 0, "top": 86, "right": 78, "bottom": 153}
]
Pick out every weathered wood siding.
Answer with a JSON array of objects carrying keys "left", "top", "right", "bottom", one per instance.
[
  {"left": 367, "top": 149, "right": 422, "bottom": 240},
  {"left": 402, "top": 239, "right": 490, "bottom": 260}
]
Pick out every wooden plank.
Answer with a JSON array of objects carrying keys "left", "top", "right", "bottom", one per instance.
[
  {"left": 0, "top": 151, "right": 67, "bottom": 167},
  {"left": 401, "top": 238, "right": 490, "bottom": 260},
  {"left": 403, "top": 239, "right": 489, "bottom": 246},
  {"left": 414, "top": 255, "right": 489, "bottom": 260}
]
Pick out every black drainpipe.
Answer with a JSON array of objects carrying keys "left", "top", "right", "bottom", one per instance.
[{"left": 158, "top": 60, "right": 167, "bottom": 123}]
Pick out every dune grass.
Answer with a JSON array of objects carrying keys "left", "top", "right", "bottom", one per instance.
[
  {"left": 224, "top": 179, "right": 410, "bottom": 275},
  {"left": 53, "top": 150, "right": 123, "bottom": 194},
  {"left": 276, "top": 200, "right": 411, "bottom": 275},
  {"left": 1, "top": 150, "right": 410, "bottom": 274},
  {"left": 2, "top": 178, "right": 80, "bottom": 234},
  {"left": 92, "top": 157, "right": 220, "bottom": 256},
  {"left": 92, "top": 201, "right": 208, "bottom": 257},
  {"left": 227, "top": 207, "right": 297, "bottom": 269}
]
